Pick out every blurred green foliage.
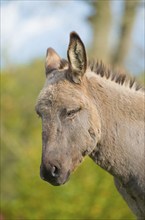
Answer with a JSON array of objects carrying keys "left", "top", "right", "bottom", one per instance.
[
  {"left": 138, "top": 73, "right": 145, "bottom": 85},
  {"left": 1, "top": 61, "right": 143, "bottom": 219}
]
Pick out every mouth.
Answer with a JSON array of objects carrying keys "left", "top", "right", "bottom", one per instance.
[{"left": 40, "top": 168, "right": 70, "bottom": 186}]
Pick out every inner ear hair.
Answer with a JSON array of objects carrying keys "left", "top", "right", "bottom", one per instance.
[{"left": 67, "top": 31, "right": 87, "bottom": 83}]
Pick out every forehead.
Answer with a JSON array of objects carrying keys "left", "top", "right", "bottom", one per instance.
[
  {"left": 46, "top": 69, "right": 66, "bottom": 85},
  {"left": 36, "top": 72, "right": 85, "bottom": 109}
]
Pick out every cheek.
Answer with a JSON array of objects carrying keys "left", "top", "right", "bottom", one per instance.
[
  {"left": 64, "top": 113, "right": 90, "bottom": 137},
  {"left": 65, "top": 115, "right": 95, "bottom": 152}
]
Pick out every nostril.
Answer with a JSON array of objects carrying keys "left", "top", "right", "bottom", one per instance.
[{"left": 51, "top": 166, "right": 60, "bottom": 178}]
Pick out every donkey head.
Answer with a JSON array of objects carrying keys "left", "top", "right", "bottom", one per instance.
[{"left": 35, "top": 32, "right": 101, "bottom": 186}]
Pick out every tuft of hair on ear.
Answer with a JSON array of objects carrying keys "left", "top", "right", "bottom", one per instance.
[
  {"left": 45, "top": 48, "right": 61, "bottom": 76},
  {"left": 45, "top": 48, "right": 68, "bottom": 77},
  {"left": 67, "top": 31, "right": 87, "bottom": 84}
]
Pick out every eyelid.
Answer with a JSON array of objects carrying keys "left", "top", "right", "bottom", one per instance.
[
  {"left": 66, "top": 107, "right": 82, "bottom": 117},
  {"left": 67, "top": 107, "right": 80, "bottom": 114},
  {"left": 60, "top": 107, "right": 81, "bottom": 119}
]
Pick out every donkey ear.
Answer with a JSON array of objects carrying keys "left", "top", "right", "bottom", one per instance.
[
  {"left": 45, "top": 48, "right": 61, "bottom": 76},
  {"left": 67, "top": 32, "right": 87, "bottom": 84}
]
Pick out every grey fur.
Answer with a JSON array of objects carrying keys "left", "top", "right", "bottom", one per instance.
[{"left": 36, "top": 32, "right": 145, "bottom": 219}]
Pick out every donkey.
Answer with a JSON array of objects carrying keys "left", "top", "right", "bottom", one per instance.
[{"left": 35, "top": 32, "right": 145, "bottom": 219}]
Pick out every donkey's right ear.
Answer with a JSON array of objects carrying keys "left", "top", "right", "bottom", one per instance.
[{"left": 45, "top": 48, "right": 61, "bottom": 76}]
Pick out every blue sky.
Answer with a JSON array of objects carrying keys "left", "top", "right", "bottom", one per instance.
[
  {"left": 1, "top": 1, "right": 92, "bottom": 65},
  {"left": 1, "top": 0, "right": 144, "bottom": 75}
]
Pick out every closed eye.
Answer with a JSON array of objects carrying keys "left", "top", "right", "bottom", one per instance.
[
  {"left": 66, "top": 107, "right": 82, "bottom": 118},
  {"left": 60, "top": 107, "right": 81, "bottom": 119}
]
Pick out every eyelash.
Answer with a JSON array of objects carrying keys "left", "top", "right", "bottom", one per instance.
[
  {"left": 66, "top": 107, "right": 81, "bottom": 118},
  {"left": 36, "top": 107, "right": 82, "bottom": 119}
]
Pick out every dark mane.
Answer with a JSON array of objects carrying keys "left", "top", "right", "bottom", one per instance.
[{"left": 89, "top": 60, "right": 144, "bottom": 92}]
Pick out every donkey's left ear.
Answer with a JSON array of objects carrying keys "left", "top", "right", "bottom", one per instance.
[{"left": 67, "top": 32, "right": 87, "bottom": 84}]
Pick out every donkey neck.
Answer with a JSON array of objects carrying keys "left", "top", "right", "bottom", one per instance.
[{"left": 87, "top": 72, "right": 145, "bottom": 185}]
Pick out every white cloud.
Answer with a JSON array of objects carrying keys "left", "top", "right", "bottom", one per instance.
[
  {"left": 11, "top": 14, "right": 62, "bottom": 51},
  {"left": 2, "top": 2, "right": 19, "bottom": 38},
  {"left": 1, "top": 1, "right": 92, "bottom": 66},
  {"left": 1, "top": 2, "right": 61, "bottom": 57}
]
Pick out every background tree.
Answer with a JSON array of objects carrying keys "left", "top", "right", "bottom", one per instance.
[
  {"left": 88, "top": 0, "right": 140, "bottom": 68},
  {"left": 111, "top": 0, "right": 140, "bottom": 67},
  {"left": 88, "top": 1, "right": 111, "bottom": 63}
]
